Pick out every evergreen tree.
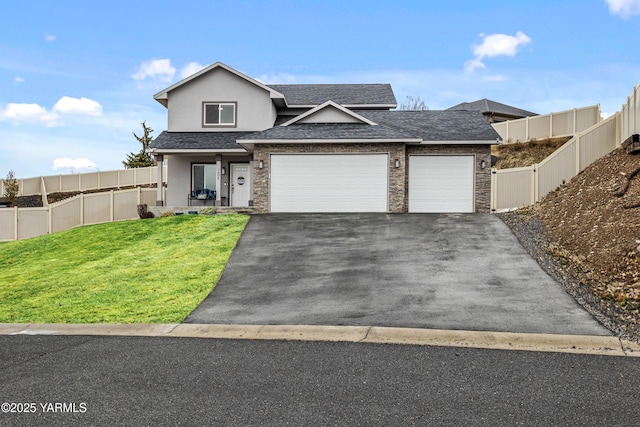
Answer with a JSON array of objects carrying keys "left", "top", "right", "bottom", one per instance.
[{"left": 123, "top": 121, "right": 155, "bottom": 168}]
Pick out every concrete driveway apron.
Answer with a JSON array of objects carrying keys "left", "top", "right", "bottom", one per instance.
[{"left": 184, "top": 214, "right": 610, "bottom": 336}]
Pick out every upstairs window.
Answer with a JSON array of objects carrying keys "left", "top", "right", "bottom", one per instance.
[{"left": 203, "top": 102, "right": 236, "bottom": 127}]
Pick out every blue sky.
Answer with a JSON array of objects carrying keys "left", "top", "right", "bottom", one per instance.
[{"left": 2, "top": 0, "right": 640, "bottom": 178}]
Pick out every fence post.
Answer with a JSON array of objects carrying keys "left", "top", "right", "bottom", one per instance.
[
  {"left": 616, "top": 111, "right": 621, "bottom": 147},
  {"left": 110, "top": 190, "right": 115, "bottom": 222},
  {"left": 573, "top": 108, "right": 577, "bottom": 134},
  {"left": 533, "top": 164, "right": 539, "bottom": 203},
  {"left": 549, "top": 112, "right": 553, "bottom": 138},
  {"left": 575, "top": 134, "right": 581, "bottom": 174},
  {"left": 490, "top": 168, "right": 496, "bottom": 212},
  {"left": 48, "top": 204, "right": 52, "bottom": 236},
  {"left": 13, "top": 206, "right": 18, "bottom": 241},
  {"left": 40, "top": 177, "right": 49, "bottom": 208},
  {"left": 525, "top": 116, "right": 530, "bottom": 140},
  {"left": 79, "top": 193, "right": 84, "bottom": 226}
]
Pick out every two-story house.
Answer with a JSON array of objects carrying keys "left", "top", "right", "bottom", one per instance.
[{"left": 149, "top": 62, "right": 500, "bottom": 213}]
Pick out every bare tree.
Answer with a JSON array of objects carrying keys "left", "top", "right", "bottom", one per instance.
[{"left": 398, "top": 95, "right": 428, "bottom": 111}]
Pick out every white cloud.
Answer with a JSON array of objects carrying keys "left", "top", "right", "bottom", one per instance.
[
  {"left": 14, "top": 76, "right": 24, "bottom": 83},
  {"left": 53, "top": 96, "right": 103, "bottom": 116},
  {"left": 1, "top": 103, "right": 59, "bottom": 126},
  {"left": 52, "top": 158, "right": 98, "bottom": 172},
  {"left": 465, "top": 31, "right": 531, "bottom": 73},
  {"left": 606, "top": 0, "right": 640, "bottom": 18},
  {"left": 256, "top": 72, "right": 298, "bottom": 84},
  {"left": 1, "top": 97, "right": 103, "bottom": 127},
  {"left": 132, "top": 58, "right": 176, "bottom": 82},
  {"left": 180, "top": 62, "right": 206, "bottom": 79},
  {"left": 45, "top": 33, "right": 56, "bottom": 42}
]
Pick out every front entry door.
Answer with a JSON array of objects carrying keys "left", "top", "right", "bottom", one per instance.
[{"left": 230, "top": 164, "right": 250, "bottom": 207}]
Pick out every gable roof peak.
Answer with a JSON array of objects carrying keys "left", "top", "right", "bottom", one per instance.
[
  {"left": 280, "top": 101, "right": 378, "bottom": 126},
  {"left": 153, "top": 61, "right": 285, "bottom": 107}
]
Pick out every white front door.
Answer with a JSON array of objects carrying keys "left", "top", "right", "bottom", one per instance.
[{"left": 230, "top": 164, "right": 250, "bottom": 207}]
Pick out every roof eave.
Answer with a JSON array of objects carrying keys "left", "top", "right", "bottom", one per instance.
[
  {"left": 420, "top": 139, "right": 501, "bottom": 145},
  {"left": 286, "top": 103, "right": 397, "bottom": 109},
  {"left": 147, "top": 148, "right": 247, "bottom": 155},
  {"left": 237, "top": 138, "right": 422, "bottom": 151}
]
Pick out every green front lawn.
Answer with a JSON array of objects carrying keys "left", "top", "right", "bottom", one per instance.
[{"left": 0, "top": 214, "right": 249, "bottom": 323}]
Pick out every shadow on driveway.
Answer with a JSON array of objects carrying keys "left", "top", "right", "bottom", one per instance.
[{"left": 184, "top": 214, "right": 610, "bottom": 336}]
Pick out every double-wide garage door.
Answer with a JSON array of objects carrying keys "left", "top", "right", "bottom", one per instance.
[
  {"left": 409, "top": 155, "right": 475, "bottom": 213},
  {"left": 270, "top": 154, "right": 388, "bottom": 212}
]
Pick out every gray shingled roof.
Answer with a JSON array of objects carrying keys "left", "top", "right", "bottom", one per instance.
[
  {"left": 447, "top": 98, "right": 537, "bottom": 118},
  {"left": 150, "top": 131, "right": 250, "bottom": 150},
  {"left": 268, "top": 84, "right": 396, "bottom": 107},
  {"left": 151, "top": 110, "right": 500, "bottom": 150},
  {"left": 357, "top": 110, "right": 501, "bottom": 141},
  {"left": 237, "top": 123, "right": 418, "bottom": 141}
]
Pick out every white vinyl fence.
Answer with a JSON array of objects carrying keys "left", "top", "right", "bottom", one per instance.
[
  {"left": 491, "top": 112, "right": 620, "bottom": 211},
  {"left": 0, "top": 166, "right": 167, "bottom": 198},
  {"left": 0, "top": 187, "right": 159, "bottom": 241},
  {"left": 492, "top": 105, "right": 602, "bottom": 143},
  {"left": 620, "top": 82, "right": 640, "bottom": 143}
]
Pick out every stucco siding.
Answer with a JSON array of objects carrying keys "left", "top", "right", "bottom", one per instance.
[{"left": 167, "top": 67, "right": 277, "bottom": 132}]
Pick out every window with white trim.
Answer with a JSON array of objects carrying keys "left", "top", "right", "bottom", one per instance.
[
  {"left": 203, "top": 102, "right": 236, "bottom": 127},
  {"left": 192, "top": 164, "right": 217, "bottom": 197}
]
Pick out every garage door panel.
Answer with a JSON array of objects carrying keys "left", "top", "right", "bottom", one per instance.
[
  {"left": 271, "top": 154, "right": 388, "bottom": 212},
  {"left": 409, "top": 155, "right": 474, "bottom": 213}
]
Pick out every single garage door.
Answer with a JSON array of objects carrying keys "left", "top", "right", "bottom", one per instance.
[
  {"left": 409, "top": 155, "right": 474, "bottom": 213},
  {"left": 271, "top": 153, "right": 388, "bottom": 212}
]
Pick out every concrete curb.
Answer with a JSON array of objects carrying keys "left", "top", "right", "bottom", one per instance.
[{"left": 1, "top": 323, "right": 639, "bottom": 357}]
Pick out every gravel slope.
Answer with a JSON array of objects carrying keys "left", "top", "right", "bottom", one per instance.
[{"left": 498, "top": 147, "right": 640, "bottom": 342}]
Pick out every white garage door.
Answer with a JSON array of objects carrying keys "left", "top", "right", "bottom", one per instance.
[
  {"left": 409, "top": 155, "right": 474, "bottom": 213},
  {"left": 270, "top": 154, "right": 388, "bottom": 212}
]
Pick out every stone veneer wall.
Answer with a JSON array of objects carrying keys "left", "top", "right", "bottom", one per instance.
[
  {"left": 252, "top": 143, "right": 407, "bottom": 213},
  {"left": 405, "top": 144, "right": 492, "bottom": 213}
]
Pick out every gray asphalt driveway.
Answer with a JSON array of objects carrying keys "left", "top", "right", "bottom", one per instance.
[{"left": 184, "top": 214, "right": 610, "bottom": 336}]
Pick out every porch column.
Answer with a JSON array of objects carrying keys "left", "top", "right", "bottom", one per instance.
[
  {"left": 215, "top": 155, "right": 222, "bottom": 207},
  {"left": 155, "top": 155, "right": 164, "bottom": 206}
]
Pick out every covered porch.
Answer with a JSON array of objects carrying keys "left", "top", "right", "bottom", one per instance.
[{"left": 149, "top": 131, "right": 256, "bottom": 208}]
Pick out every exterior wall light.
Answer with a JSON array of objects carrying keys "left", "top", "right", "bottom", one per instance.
[
  {"left": 480, "top": 160, "right": 486, "bottom": 170},
  {"left": 259, "top": 160, "right": 264, "bottom": 169},
  {"left": 221, "top": 166, "right": 226, "bottom": 175},
  {"left": 394, "top": 159, "right": 400, "bottom": 168}
]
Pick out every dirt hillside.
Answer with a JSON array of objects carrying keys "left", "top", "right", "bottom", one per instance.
[
  {"left": 504, "top": 146, "right": 640, "bottom": 337},
  {"left": 492, "top": 137, "right": 572, "bottom": 169}
]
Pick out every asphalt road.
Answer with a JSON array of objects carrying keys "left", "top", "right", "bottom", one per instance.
[{"left": 1, "top": 335, "right": 639, "bottom": 426}]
